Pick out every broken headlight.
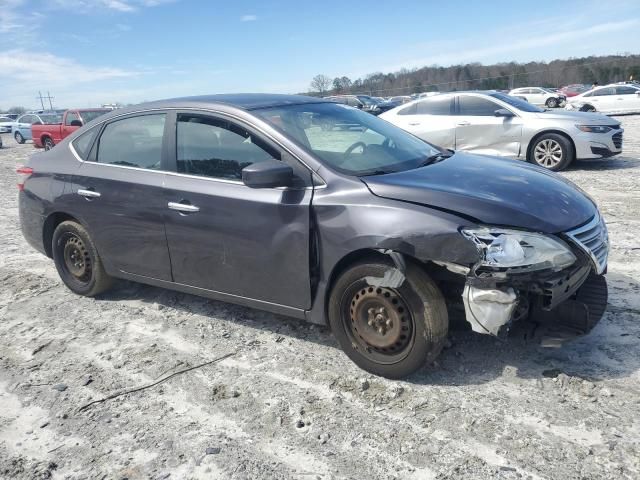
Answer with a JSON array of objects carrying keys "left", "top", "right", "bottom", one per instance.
[{"left": 461, "top": 228, "right": 576, "bottom": 273}]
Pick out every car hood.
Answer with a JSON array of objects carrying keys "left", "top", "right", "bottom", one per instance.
[
  {"left": 361, "top": 152, "right": 596, "bottom": 233},
  {"left": 532, "top": 109, "right": 617, "bottom": 124}
]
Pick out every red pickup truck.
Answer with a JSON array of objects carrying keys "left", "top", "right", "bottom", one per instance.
[{"left": 32, "top": 108, "right": 110, "bottom": 150}]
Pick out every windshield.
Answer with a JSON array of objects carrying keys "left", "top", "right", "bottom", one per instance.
[
  {"left": 489, "top": 92, "right": 545, "bottom": 113},
  {"left": 79, "top": 110, "right": 108, "bottom": 123},
  {"left": 256, "top": 102, "right": 441, "bottom": 176},
  {"left": 39, "top": 114, "right": 63, "bottom": 124}
]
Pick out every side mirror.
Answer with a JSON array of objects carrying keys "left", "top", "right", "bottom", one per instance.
[
  {"left": 70, "top": 119, "right": 83, "bottom": 127},
  {"left": 242, "top": 159, "right": 293, "bottom": 188},
  {"left": 494, "top": 108, "right": 514, "bottom": 118}
]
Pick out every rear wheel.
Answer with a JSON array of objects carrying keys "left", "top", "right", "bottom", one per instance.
[
  {"left": 545, "top": 97, "right": 558, "bottom": 108},
  {"left": 528, "top": 133, "right": 574, "bottom": 171},
  {"left": 52, "top": 221, "right": 113, "bottom": 296},
  {"left": 43, "top": 137, "right": 54, "bottom": 150},
  {"left": 14, "top": 131, "right": 25, "bottom": 144},
  {"left": 328, "top": 259, "right": 448, "bottom": 378}
]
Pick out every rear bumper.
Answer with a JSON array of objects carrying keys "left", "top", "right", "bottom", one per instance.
[{"left": 19, "top": 191, "right": 47, "bottom": 256}]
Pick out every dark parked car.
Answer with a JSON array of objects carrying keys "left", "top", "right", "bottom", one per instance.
[
  {"left": 18, "top": 94, "right": 609, "bottom": 378},
  {"left": 324, "top": 94, "right": 394, "bottom": 115}
]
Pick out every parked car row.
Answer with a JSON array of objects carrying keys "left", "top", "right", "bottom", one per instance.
[
  {"left": 323, "top": 95, "right": 399, "bottom": 115},
  {"left": 380, "top": 90, "right": 623, "bottom": 171},
  {"left": 0, "top": 109, "right": 109, "bottom": 149}
]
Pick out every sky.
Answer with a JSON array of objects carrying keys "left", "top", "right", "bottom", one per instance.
[{"left": 0, "top": 0, "right": 639, "bottom": 109}]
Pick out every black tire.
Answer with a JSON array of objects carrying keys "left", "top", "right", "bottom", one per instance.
[
  {"left": 545, "top": 97, "right": 558, "bottom": 108},
  {"left": 328, "top": 259, "right": 448, "bottom": 379},
  {"left": 52, "top": 220, "right": 113, "bottom": 296},
  {"left": 43, "top": 137, "right": 54, "bottom": 150},
  {"left": 580, "top": 104, "right": 596, "bottom": 112},
  {"left": 14, "top": 131, "right": 25, "bottom": 144},
  {"left": 527, "top": 133, "right": 574, "bottom": 171}
]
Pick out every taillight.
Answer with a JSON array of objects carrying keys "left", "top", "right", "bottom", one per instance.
[{"left": 17, "top": 166, "right": 33, "bottom": 191}]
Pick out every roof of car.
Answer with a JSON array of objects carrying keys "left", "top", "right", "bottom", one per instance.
[{"left": 158, "top": 93, "right": 327, "bottom": 110}]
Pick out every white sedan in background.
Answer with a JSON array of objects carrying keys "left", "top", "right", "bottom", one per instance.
[
  {"left": 380, "top": 91, "right": 623, "bottom": 171},
  {"left": 508, "top": 87, "right": 566, "bottom": 108},
  {"left": 566, "top": 84, "right": 640, "bottom": 114},
  {"left": 0, "top": 116, "right": 14, "bottom": 133}
]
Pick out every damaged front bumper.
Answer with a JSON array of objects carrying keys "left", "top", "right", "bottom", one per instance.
[
  {"left": 457, "top": 219, "right": 609, "bottom": 340},
  {"left": 461, "top": 260, "right": 606, "bottom": 339}
]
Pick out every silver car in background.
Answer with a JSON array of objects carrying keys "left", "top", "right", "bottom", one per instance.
[{"left": 380, "top": 91, "right": 623, "bottom": 171}]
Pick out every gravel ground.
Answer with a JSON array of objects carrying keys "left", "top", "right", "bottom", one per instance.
[{"left": 1, "top": 117, "right": 639, "bottom": 480}]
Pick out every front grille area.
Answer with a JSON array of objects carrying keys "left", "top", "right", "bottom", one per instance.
[
  {"left": 566, "top": 215, "right": 609, "bottom": 275},
  {"left": 612, "top": 132, "right": 623, "bottom": 149}
]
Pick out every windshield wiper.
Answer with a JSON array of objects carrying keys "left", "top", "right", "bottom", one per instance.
[{"left": 418, "top": 151, "right": 454, "bottom": 167}]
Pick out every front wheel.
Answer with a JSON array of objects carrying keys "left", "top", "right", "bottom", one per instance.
[
  {"left": 43, "top": 137, "right": 54, "bottom": 150},
  {"left": 328, "top": 260, "right": 448, "bottom": 378},
  {"left": 580, "top": 104, "right": 596, "bottom": 112},
  {"left": 14, "top": 131, "right": 25, "bottom": 144},
  {"left": 52, "top": 221, "right": 113, "bottom": 296},
  {"left": 545, "top": 98, "right": 558, "bottom": 108},
  {"left": 528, "top": 133, "right": 574, "bottom": 171}
]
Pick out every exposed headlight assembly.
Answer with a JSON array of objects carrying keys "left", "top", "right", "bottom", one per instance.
[
  {"left": 576, "top": 124, "right": 613, "bottom": 133},
  {"left": 461, "top": 228, "right": 576, "bottom": 273}
]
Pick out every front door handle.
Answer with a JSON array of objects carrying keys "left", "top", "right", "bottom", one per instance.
[
  {"left": 77, "top": 189, "right": 101, "bottom": 198},
  {"left": 168, "top": 201, "right": 200, "bottom": 213},
  {"left": 456, "top": 121, "right": 471, "bottom": 126},
  {"left": 408, "top": 122, "right": 421, "bottom": 126}
]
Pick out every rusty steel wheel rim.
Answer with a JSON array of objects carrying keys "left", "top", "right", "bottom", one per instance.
[
  {"left": 62, "top": 234, "right": 92, "bottom": 282},
  {"left": 342, "top": 283, "right": 414, "bottom": 364}
]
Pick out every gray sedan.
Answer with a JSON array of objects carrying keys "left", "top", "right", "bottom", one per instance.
[
  {"left": 18, "top": 94, "right": 609, "bottom": 378},
  {"left": 380, "top": 91, "right": 623, "bottom": 171}
]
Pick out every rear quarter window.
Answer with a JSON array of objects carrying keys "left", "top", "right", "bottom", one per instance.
[{"left": 71, "top": 127, "right": 99, "bottom": 160}]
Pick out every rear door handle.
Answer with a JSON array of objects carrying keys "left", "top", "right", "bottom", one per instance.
[
  {"left": 77, "top": 189, "right": 101, "bottom": 198},
  {"left": 456, "top": 121, "right": 471, "bottom": 126},
  {"left": 168, "top": 201, "right": 200, "bottom": 213},
  {"left": 408, "top": 122, "right": 421, "bottom": 126}
]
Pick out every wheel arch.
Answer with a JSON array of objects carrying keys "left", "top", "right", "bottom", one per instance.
[
  {"left": 322, "top": 248, "right": 447, "bottom": 328},
  {"left": 42, "top": 212, "right": 82, "bottom": 258},
  {"left": 526, "top": 129, "right": 576, "bottom": 161}
]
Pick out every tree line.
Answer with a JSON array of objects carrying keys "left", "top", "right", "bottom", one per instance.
[{"left": 308, "top": 54, "right": 640, "bottom": 96}]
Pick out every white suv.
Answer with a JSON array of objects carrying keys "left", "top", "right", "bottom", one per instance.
[{"left": 508, "top": 87, "right": 566, "bottom": 108}]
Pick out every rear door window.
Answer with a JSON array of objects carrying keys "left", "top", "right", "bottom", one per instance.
[
  {"left": 71, "top": 127, "right": 99, "bottom": 160},
  {"left": 458, "top": 96, "right": 500, "bottom": 116},
  {"left": 416, "top": 97, "right": 452, "bottom": 115},
  {"left": 95, "top": 114, "right": 166, "bottom": 170},
  {"left": 593, "top": 88, "right": 615, "bottom": 97}
]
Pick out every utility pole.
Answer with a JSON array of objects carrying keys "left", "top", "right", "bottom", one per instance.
[{"left": 36, "top": 91, "right": 55, "bottom": 111}]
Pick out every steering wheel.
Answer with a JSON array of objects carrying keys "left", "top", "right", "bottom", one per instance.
[{"left": 344, "top": 141, "right": 367, "bottom": 160}]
